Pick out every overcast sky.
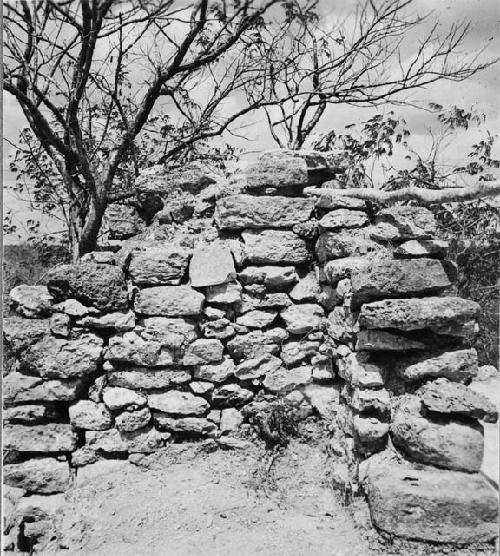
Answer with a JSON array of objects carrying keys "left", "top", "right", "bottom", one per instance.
[{"left": 3, "top": 0, "right": 500, "bottom": 242}]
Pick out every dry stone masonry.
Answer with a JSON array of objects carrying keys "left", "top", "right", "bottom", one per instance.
[{"left": 3, "top": 149, "right": 498, "bottom": 550}]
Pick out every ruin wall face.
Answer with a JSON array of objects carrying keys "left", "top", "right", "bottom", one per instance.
[{"left": 4, "top": 151, "right": 498, "bottom": 549}]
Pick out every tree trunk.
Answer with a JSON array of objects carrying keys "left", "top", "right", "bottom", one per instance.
[{"left": 77, "top": 198, "right": 106, "bottom": 259}]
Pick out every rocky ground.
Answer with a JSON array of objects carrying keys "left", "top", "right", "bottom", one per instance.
[{"left": 6, "top": 422, "right": 498, "bottom": 555}]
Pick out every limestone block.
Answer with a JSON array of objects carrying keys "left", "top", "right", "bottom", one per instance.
[
  {"left": 212, "top": 384, "right": 254, "bottom": 407},
  {"left": 4, "top": 458, "right": 70, "bottom": 494},
  {"left": 263, "top": 365, "right": 312, "bottom": 394},
  {"left": 46, "top": 263, "right": 128, "bottom": 311},
  {"left": 242, "top": 229, "right": 310, "bottom": 265},
  {"left": 280, "top": 303, "right": 325, "bottom": 334},
  {"left": 238, "top": 266, "right": 298, "bottom": 289},
  {"left": 148, "top": 390, "right": 209, "bottom": 416},
  {"left": 135, "top": 286, "right": 205, "bottom": 316},
  {"left": 69, "top": 400, "right": 113, "bottom": 430},
  {"left": 318, "top": 209, "right": 369, "bottom": 231},
  {"left": 4, "top": 372, "right": 83, "bottom": 404},
  {"left": 128, "top": 244, "right": 191, "bottom": 286},
  {"left": 316, "top": 230, "right": 380, "bottom": 263},
  {"left": 189, "top": 243, "right": 235, "bottom": 287},
  {"left": 4, "top": 424, "right": 78, "bottom": 453},
  {"left": 108, "top": 368, "right": 191, "bottom": 390},
  {"left": 10, "top": 285, "right": 53, "bottom": 318},
  {"left": 215, "top": 194, "right": 314, "bottom": 229}
]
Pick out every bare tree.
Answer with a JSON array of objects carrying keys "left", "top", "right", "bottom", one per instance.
[
  {"left": 3, "top": 0, "right": 292, "bottom": 259},
  {"left": 258, "top": 0, "right": 497, "bottom": 149}
]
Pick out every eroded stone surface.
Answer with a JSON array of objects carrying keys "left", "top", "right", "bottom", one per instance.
[
  {"left": 128, "top": 245, "right": 191, "bottom": 286},
  {"left": 280, "top": 304, "right": 325, "bottom": 334},
  {"left": 47, "top": 263, "right": 128, "bottom": 311},
  {"left": 397, "top": 349, "right": 478, "bottom": 383},
  {"left": 391, "top": 395, "right": 484, "bottom": 472},
  {"left": 351, "top": 259, "right": 451, "bottom": 304},
  {"left": 135, "top": 286, "right": 205, "bottom": 316},
  {"left": 4, "top": 372, "right": 84, "bottom": 404},
  {"left": 4, "top": 424, "right": 78, "bottom": 453},
  {"left": 10, "top": 285, "right": 54, "bottom": 318},
  {"left": 239, "top": 266, "right": 298, "bottom": 289},
  {"left": 365, "top": 459, "right": 498, "bottom": 543},
  {"left": 242, "top": 230, "right": 310, "bottom": 265},
  {"left": 148, "top": 391, "right": 209, "bottom": 416},
  {"left": 318, "top": 209, "right": 368, "bottom": 231},
  {"left": 108, "top": 369, "right": 191, "bottom": 390},
  {"left": 4, "top": 458, "right": 70, "bottom": 494},
  {"left": 189, "top": 243, "right": 236, "bottom": 287},
  {"left": 216, "top": 195, "right": 314, "bottom": 229},
  {"left": 69, "top": 400, "right": 113, "bottom": 430},
  {"left": 263, "top": 366, "right": 312, "bottom": 394}
]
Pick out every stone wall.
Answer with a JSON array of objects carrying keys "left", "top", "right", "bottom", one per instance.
[{"left": 3, "top": 150, "right": 498, "bottom": 549}]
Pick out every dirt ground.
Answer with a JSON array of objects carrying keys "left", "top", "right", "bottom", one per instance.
[{"left": 48, "top": 438, "right": 375, "bottom": 556}]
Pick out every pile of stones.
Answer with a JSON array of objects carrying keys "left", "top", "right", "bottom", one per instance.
[{"left": 3, "top": 149, "right": 498, "bottom": 550}]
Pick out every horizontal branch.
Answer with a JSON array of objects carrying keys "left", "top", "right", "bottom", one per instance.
[{"left": 303, "top": 181, "right": 500, "bottom": 204}]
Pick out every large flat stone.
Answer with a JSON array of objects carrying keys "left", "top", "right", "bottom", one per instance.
[
  {"left": 280, "top": 303, "right": 325, "bottom": 334},
  {"left": 391, "top": 395, "right": 484, "bottom": 472},
  {"left": 322, "top": 257, "right": 370, "bottom": 285},
  {"left": 134, "top": 286, "right": 205, "bottom": 316},
  {"left": 215, "top": 194, "right": 314, "bottom": 229},
  {"left": 417, "top": 378, "right": 498, "bottom": 422},
  {"left": 365, "top": 460, "right": 498, "bottom": 543},
  {"left": 316, "top": 230, "right": 380, "bottom": 263},
  {"left": 397, "top": 349, "right": 478, "bottom": 382},
  {"left": 242, "top": 230, "right": 310, "bottom": 265},
  {"left": 147, "top": 390, "right": 209, "bottom": 416},
  {"left": 69, "top": 400, "right": 113, "bottom": 430},
  {"left": 108, "top": 368, "right": 191, "bottom": 390},
  {"left": 239, "top": 266, "right": 298, "bottom": 289},
  {"left": 244, "top": 153, "right": 308, "bottom": 189},
  {"left": 351, "top": 259, "right": 451, "bottom": 304},
  {"left": 227, "top": 328, "right": 288, "bottom": 360},
  {"left": 19, "top": 332, "right": 103, "bottom": 380},
  {"left": 4, "top": 424, "right": 78, "bottom": 453},
  {"left": 4, "top": 458, "right": 70, "bottom": 494},
  {"left": 358, "top": 296, "right": 480, "bottom": 333},
  {"left": 154, "top": 415, "right": 216, "bottom": 435},
  {"left": 318, "top": 209, "right": 368, "bottom": 231},
  {"left": 372, "top": 206, "right": 436, "bottom": 241},
  {"left": 263, "top": 365, "right": 312, "bottom": 394},
  {"left": 128, "top": 244, "right": 191, "bottom": 286},
  {"left": 189, "top": 243, "right": 235, "bottom": 287},
  {"left": 356, "top": 330, "right": 427, "bottom": 351},
  {"left": 46, "top": 263, "right": 128, "bottom": 311},
  {"left": 3, "top": 404, "right": 59, "bottom": 424},
  {"left": 4, "top": 372, "right": 84, "bottom": 404}
]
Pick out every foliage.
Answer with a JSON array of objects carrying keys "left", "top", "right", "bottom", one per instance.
[{"left": 246, "top": 400, "right": 299, "bottom": 449}]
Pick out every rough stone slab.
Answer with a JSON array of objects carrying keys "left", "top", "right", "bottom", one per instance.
[
  {"left": 280, "top": 303, "right": 325, "bottom": 334},
  {"left": 397, "top": 349, "right": 478, "bottom": 382},
  {"left": 140, "top": 317, "right": 198, "bottom": 347},
  {"left": 127, "top": 244, "right": 191, "bottom": 286},
  {"left": 4, "top": 372, "right": 84, "bottom": 404},
  {"left": 4, "top": 424, "right": 78, "bottom": 453},
  {"left": 123, "top": 426, "right": 172, "bottom": 453},
  {"left": 50, "top": 313, "right": 71, "bottom": 336},
  {"left": 394, "top": 239, "right": 448, "bottom": 259},
  {"left": 316, "top": 230, "right": 380, "bottom": 263},
  {"left": 318, "top": 209, "right": 369, "bottom": 231},
  {"left": 69, "top": 400, "right": 113, "bottom": 430},
  {"left": 358, "top": 296, "right": 480, "bottom": 334},
  {"left": 236, "top": 309, "right": 277, "bottom": 329},
  {"left": 115, "top": 407, "right": 151, "bottom": 432},
  {"left": 46, "top": 263, "right": 128, "bottom": 311},
  {"left": 238, "top": 266, "right": 298, "bottom": 289},
  {"left": 242, "top": 230, "right": 310, "bottom": 265},
  {"left": 227, "top": 328, "right": 288, "bottom": 360},
  {"left": 3, "top": 404, "right": 59, "bottom": 424},
  {"left": 315, "top": 193, "right": 368, "bottom": 211},
  {"left": 351, "top": 259, "right": 451, "bottom": 304},
  {"left": 135, "top": 286, "right": 205, "bottom": 316},
  {"left": 263, "top": 365, "right": 312, "bottom": 394},
  {"left": 102, "top": 387, "right": 147, "bottom": 411},
  {"left": 108, "top": 368, "right": 191, "bottom": 390},
  {"left": 322, "top": 257, "right": 370, "bottom": 285},
  {"left": 356, "top": 330, "right": 427, "bottom": 352},
  {"left": 76, "top": 310, "right": 135, "bottom": 331},
  {"left": 182, "top": 339, "right": 224, "bottom": 365},
  {"left": 280, "top": 341, "right": 320, "bottom": 367},
  {"left": 85, "top": 429, "right": 128, "bottom": 453},
  {"left": 189, "top": 243, "right": 235, "bottom": 287},
  {"left": 289, "top": 272, "right": 321, "bottom": 302},
  {"left": 4, "top": 458, "right": 70, "bottom": 494},
  {"left": 337, "top": 353, "right": 385, "bottom": 388},
  {"left": 106, "top": 331, "right": 165, "bottom": 366},
  {"left": 206, "top": 281, "right": 242, "bottom": 304},
  {"left": 10, "top": 285, "right": 54, "bottom": 318},
  {"left": 19, "top": 333, "right": 103, "bottom": 379},
  {"left": 215, "top": 194, "right": 314, "bottom": 229},
  {"left": 148, "top": 390, "right": 209, "bottom": 416},
  {"left": 153, "top": 415, "right": 216, "bottom": 435},
  {"left": 417, "top": 378, "right": 498, "bottom": 422},
  {"left": 104, "top": 203, "right": 145, "bottom": 239},
  {"left": 391, "top": 395, "right": 484, "bottom": 472},
  {"left": 220, "top": 408, "right": 244, "bottom": 432},
  {"left": 3, "top": 317, "right": 51, "bottom": 354},
  {"left": 373, "top": 206, "right": 437, "bottom": 241},
  {"left": 238, "top": 293, "right": 292, "bottom": 314},
  {"left": 212, "top": 384, "right": 254, "bottom": 407},
  {"left": 365, "top": 460, "right": 498, "bottom": 543},
  {"left": 194, "top": 358, "right": 235, "bottom": 383},
  {"left": 244, "top": 153, "right": 308, "bottom": 189},
  {"left": 235, "top": 354, "right": 282, "bottom": 381}
]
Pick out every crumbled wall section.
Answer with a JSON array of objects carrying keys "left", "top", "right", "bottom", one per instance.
[{"left": 3, "top": 150, "right": 498, "bottom": 549}]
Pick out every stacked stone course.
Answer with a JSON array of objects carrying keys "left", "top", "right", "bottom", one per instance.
[{"left": 3, "top": 149, "right": 498, "bottom": 550}]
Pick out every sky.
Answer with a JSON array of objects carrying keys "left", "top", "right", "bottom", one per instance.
[{"left": 3, "top": 0, "right": 500, "bottom": 242}]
